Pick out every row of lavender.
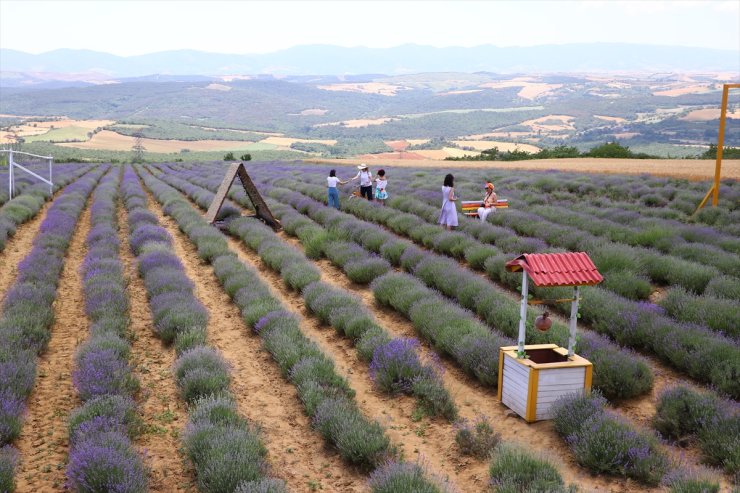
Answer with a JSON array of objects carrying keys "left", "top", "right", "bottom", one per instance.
[
  {"left": 389, "top": 183, "right": 739, "bottom": 339},
  {"left": 262, "top": 171, "right": 738, "bottom": 399},
  {"left": 137, "top": 165, "right": 452, "bottom": 491},
  {"left": 0, "top": 166, "right": 108, "bottom": 492},
  {"left": 121, "top": 166, "right": 288, "bottom": 493},
  {"left": 66, "top": 168, "right": 146, "bottom": 492},
  {"left": 143, "top": 164, "right": 585, "bottom": 492},
  {"left": 152, "top": 163, "right": 726, "bottom": 490},
  {"left": 0, "top": 163, "right": 95, "bottom": 251},
  {"left": 316, "top": 166, "right": 739, "bottom": 312},
  {"left": 489, "top": 170, "right": 740, "bottom": 236},
  {"left": 389, "top": 169, "right": 739, "bottom": 337}
]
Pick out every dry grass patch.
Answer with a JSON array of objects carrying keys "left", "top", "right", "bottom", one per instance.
[
  {"left": 653, "top": 83, "right": 717, "bottom": 97},
  {"left": 205, "top": 83, "right": 232, "bottom": 91},
  {"left": 479, "top": 80, "right": 562, "bottom": 99},
  {"left": 260, "top": 136, "right": 337, "bottom": 147},
  {"left": 453, "top": 140, "right": 540, "bottom": 153},
  {"left": 57, "top": 130, "right": 264, "bottom": 152},
  {"left": 437, "top": 89, "right": 484, "bottom": 96},
  {"left": 315, "top": 117, "right": 397, "bottom": 128},
  {"left": 681, "top": 108, "right": 740, "bottom": 121},
  {"left": 594, "top": 115, "right": 627, "bottom": 123},
  {"left": 317, "top": 82, "right": 408, "bottom": 96}
]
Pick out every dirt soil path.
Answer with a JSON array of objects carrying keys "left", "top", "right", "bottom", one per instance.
[
  {"left": 14, "top": 196, "right": 92, "bottom": 491},
  {"left": 119, "top": 197, "right": 195, "bottom": 492},
  {"left": 141, "top": 184, "right": 366, "bottom": 493},
  {"left": 0, "top": 196, "right": 56, "bottom": 310},
  {"left": 305, "top": 158, "right": 740, "bottom": 181}
]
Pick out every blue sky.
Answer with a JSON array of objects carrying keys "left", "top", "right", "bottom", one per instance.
[{"left": 1, "top": 0, "right": 738, "bottom": 55}]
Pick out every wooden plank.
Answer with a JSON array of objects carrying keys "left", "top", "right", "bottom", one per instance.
[
  {"left": 205, "top": 162, "right": 239, "bottom": 224},
  {"left": 235, "top": 164, "right": 282, "bottom": 231}
]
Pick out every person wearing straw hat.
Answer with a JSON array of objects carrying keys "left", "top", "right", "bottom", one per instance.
[
  {"left": 477, "top": 182, "right": 497, "bottom": 222},
  {"left": 351, "top": 163, "right": 374, "bottom": 201}
]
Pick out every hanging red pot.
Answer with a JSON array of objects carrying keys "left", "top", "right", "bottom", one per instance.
[{"left": 535, "top": 312, "right": 553, "bottom": 332}]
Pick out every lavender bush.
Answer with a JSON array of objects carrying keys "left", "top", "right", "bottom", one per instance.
[
  {"left": 368, "top": 461, "right": 443, "bottom": 493},
  {"left": 0, "top": 445, "right": 19, "bottom": 493},
  {"left": 455, "top": 415, "right": 501, "bottom": 459},
  {"left": 552, "top": 392, "right": 669, "bottom": 485},
  {"left": 488, "top": 443, "right": 574, "bottom": 493}
]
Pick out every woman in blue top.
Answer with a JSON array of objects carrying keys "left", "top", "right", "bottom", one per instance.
[{"left": 438, "top": 173, "right": 458, "bottom": 230}]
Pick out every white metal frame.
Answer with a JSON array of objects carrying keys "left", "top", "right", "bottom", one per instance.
[
  {"left": 517, "top": 271, "right": 580, "bottom": 358},
  {"left": 0, "top": 150, "right": 54, "bottom": 199}
]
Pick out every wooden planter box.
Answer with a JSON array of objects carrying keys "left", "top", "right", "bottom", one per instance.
[{"left": 496, "top": 344, "right": 592, "bottom": 423}]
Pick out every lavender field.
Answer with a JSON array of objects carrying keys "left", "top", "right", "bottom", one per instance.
[{"left": 0, "top": 160, "right": 737, "bottom": 493}]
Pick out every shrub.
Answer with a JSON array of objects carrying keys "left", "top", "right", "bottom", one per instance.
[
  {"left": 0, "top": 391, "right": 24, "bottom": 444},
  {"left": 345, "top": 257, "right": 391, "bottom": 284},
  {"left": 370, "top": 338, "right": 425, "bottom": 394},
  {"left": 704, "top": 275, "right": 740, "bottom": 300},
  {"left": 662, "top": 468, "right": 721, "bottom": 493},
  {"left": 368, "top": 461, "right": 442, "bottom": 493},
  {"left": 602, "top": 271, "right": 651, "bottom": 300},
  {"left": 174, "top": 326, "right": 208, "bottom": 355},
  {"left": 72, "top": 347, "right": 139, "bottom": 401},
  {"left": 488, "top": 443, "right": 573, "bottom": 493},
  {"left": 66, "top": 431, "right": 148, "bottom": 493},
  {"left": 68, "top": 395, "right": 141, "bottom": 442},
  {"left": 174, "top": 347, "right": 231, "bottom": 403},
  {"left": 312, "top": 398, "right": 391, "bottom": 470},
  {"left": 697, "top": 414, "right": 740, "bottom": 475},
  {"left": 0, "top": 445, "right": 18, "bottom": 493},
  {"left": 184, "top": 422, "right": 267, "bottom": 493},
  {"left": 455, "top": 415, "right": 501, "bottom": 459},
  {"left": 551, "top": 390, "right": 607, "bottom": 438},
  {"left": 653, "top": 386, "right": 722, "bottom": 442},
  {"left": 234, "top": 478, "right": 288, "bottom": 493}
]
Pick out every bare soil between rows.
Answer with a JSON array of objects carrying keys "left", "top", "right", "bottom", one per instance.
[
  {"left": 119, "top": 194, "right": 195, "bottom": 492},
  {"left": 14, "top": 194, "right": 92, "bottom": 491}
]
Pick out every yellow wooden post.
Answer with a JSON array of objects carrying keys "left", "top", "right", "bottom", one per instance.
[
  {"left": 713, "top": 84, "right": 731, "bottom": 206},
  {"left": 693, "top": 83, "right": 739, "bottom": 215},
  {"left": 525, "top": 368, "right": 539, "bottom": 422}
]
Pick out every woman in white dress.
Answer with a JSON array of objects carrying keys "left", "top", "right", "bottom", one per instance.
[{"left": 438, "top": 173, "right": 458, "bottom": 230}]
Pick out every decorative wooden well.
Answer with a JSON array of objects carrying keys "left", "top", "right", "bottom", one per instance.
[{"left": 497, "top": 252, "right": 603, "bottom": 422}]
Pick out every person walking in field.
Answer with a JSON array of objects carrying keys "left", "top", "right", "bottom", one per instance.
[
  {"left": 477, "top": 182, "right": 497, "bottom": 222},
  {"left": 374, "top": 169, "right": 388, "bottom": 205},
  {"left": 327, "top": 169, "right": 348, "bottom": 209},
  {"left": 351, "top": 163, "right": 374, "bottom": 201},
  {"left": 438, "top": 173, "right": 458, "bottom": 230}
]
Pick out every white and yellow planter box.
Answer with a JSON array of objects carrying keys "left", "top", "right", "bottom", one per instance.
[{"left": 496, "top": 344, "right": 592, "bottom": 423}]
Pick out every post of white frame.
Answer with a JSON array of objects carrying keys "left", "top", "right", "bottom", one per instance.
[
  {"left": 517, "top": 271, "right": 529, "bottom": 356},
  {"left": 568, "top": 286, "right": 580, "bottom": 357},
  {"left": 8, "top": 150, "right": 13, "bottom": 200},
  {"left": 1, "top": 150, "right": 54, "bottom": 199}
]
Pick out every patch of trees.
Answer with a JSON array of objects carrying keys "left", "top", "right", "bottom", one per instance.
[
  {"left": 701, "top": 144, "right": 740, "bottom": 159},
  {"left": 446, "top": 142, "right": 659, "bottom": 161}
]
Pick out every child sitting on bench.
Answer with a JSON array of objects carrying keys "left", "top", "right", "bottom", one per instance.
[{"left": 478, "top": 182, "right": 497, "bottom": 222}]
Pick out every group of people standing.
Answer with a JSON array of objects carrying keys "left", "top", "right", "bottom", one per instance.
[
  {"left": 326, "top": 164, "right": 388, "bottom": 209},
  {"left": 326, "top": 167, "right": 496, "bottom": 231}
]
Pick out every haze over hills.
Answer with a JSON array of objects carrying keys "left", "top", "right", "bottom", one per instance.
[{"left": 2, "top": 43, "right": 739, "bottom": 84}]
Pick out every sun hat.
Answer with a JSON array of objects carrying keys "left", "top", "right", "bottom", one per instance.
[
  {"left": 358, "top": 163, "right": 368, "bottom": 170},
  {"left": 485, "top": 182, "right": 494, "bottom": 190}
]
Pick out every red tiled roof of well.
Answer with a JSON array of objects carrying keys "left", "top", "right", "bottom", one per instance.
[{"left": 504, "top": 252, "right": 603, "bottom": 287}]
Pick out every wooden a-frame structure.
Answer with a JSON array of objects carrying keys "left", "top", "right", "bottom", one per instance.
[{"left": 205, "top": 162, "right": 281, "bottom": 231}]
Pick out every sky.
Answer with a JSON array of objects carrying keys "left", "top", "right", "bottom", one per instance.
[{"left": 1, "top": 0, "right": 738, "bottom": 56}]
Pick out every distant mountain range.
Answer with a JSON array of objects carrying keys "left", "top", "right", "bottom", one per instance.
[{"left": 1, "top": 43, "right": 738, "bottom": 85}]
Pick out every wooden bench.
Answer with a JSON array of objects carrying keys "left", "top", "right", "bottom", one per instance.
[{"left": 461, "top": 199, "right": 508, "bottom": 218}]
